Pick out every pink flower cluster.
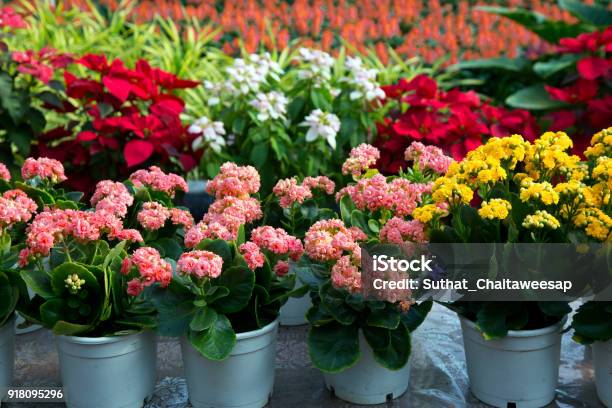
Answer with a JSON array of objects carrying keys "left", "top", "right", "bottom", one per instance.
[
  {"left": 206, "top": 162, "right": 260, "bottom": 199},
  {"left": 0, "top": 164, "right": 11, "bottom": 181},
  {"left": 0, "top": 7, "right": 26, "bottom": 29},
  {"left": 0, "top": 190, "right": 37, "bottom": 230},
  {"left": 177, "top": 250, "right": 223, "bottom": 279},
  {"left": 239, "top": 242, "right": 265, "bottom": 270},
  {"left": 130, "top": 166, "right": 188, "bottom": 197},
  {"left": 185, "top": 164, "right": 263, "bottom": 247},
  {"left": 122, "top": 247, "right": 172, "bottom": 296},
  {"left": 341, "top": 144, "right": 380, "bottom": 177},
  {"left": 11, "top": 48, "right": 72, "bottom": 84},
  {"left": 21, "top": 157, "right": 67, "bottom": 184},
  {"left": 91, "top": 181, "right": 134, "bottom": 217},
  {"left": 331, "top": 252, "right": 362, "bottom": 293},
  {"left": 239, "top": 227, "right": 303, "bottom": 276},
  {"left": 273, "top": 176, "right": 335, "bottom": 208},
  {"left": 336, "top": 174, "right": 431, "bottom": 217},
  {"left": 304, "top": 219, "right": 363, "bottom": 262},
  {"left": 20, "top": 208, "right": 143, "bottom": 265},
  {"left": 379, "top": 217, "right": 426, "bottom": 245},
  {"left": 404, "top": 142, "right": 453, "bottom": 174},
  {"left": 137, "top": 202, "right": 194, "bottom": 231}
]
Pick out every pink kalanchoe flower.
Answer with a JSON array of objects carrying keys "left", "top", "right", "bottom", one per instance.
[
  {"left": 129, "top": 247, "right": 172, "bottom": 289},
  {"left": 336, "top": 174, "right": 390, "bottom": 212},
  {"left": 0, "top": 7, "right": 27, "bottom": 29},
  {"left": 91, "top": 181, "right": 134, "bottom": 217},
  {"left": 379, "top": 217, "right": 427, "bottom": 245},
  {"left": 250, "top": 226, "right": 304, "bottom": 260},
  {"left": 0, "top": 163, "right": 11, "bottom": 181},
  {"left": 127, "top": 279, "right": 145, "bottom": 297},
  {"left": 206, "top": 162, "right": 260, "bottom": 199},
  {"left": 169, "top": 208, "right": 194, "bottom": 229},
  {"left": 304, "top": 219, "right": 359, "bottom": 262},
  {"left": 331, "top": 254, "right": 362, "bottom": 293},
  {"left": 205, "top": 196, "right": 262, "bottom": 227},
  {"left": 137, "top": 202, "right": 170, "bottom": 231},
  {"left": 273, "top": 178, "right": 313, "bottom": 208},
  {"left": 404, "top": 142, "right": 453, "bottom": 174},
  {"left": 302, "top": 176, "right": 335, "bottom": 194},
  {"left": 274, "top": 260, "right": 290, "bottom": 277},
  {"left": 184, "top": 221, "right": 235, "bottom": 248},
  {"left": 239, "top": 242, "right": 265, "bottom": 271},
  {"left": 129, "top": 166, "right": 188, "bottom": 197},
  {"left": 112, "top": 228, "right": 143, "bottom": 243},
  {"left": 387, "top": 178, "right": 431, "bottom": 217},
  {"left": 177, "top": 250, "right": 223, "bottom": 279},
  {"left": 0, "top": 190, "right": 37, "bottom": 229},
  {"left": 21, "top": 157, "right": 67, "bottom": 184},
  {"left": 341, "top": 144, "right": 380, "bottom": 177}
]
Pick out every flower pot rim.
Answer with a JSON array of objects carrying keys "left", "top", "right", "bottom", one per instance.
[
  {"left": 235, "top": 318, "right": 279, "bottom": 341},
  {"left": 460, "top": 315, "right": 567, "bottom": 338},
  {"left": 56, "top": 329, "right": 151, "bottom": 345},
  {"left": 186, "top": 179, "right": 208, "bottom": 192}
]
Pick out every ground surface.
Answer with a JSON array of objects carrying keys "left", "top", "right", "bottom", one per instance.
[{"left": 6, "top": 304, "right": 602, "bottom": 407}]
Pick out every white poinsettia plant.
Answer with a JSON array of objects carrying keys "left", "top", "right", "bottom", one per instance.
[{"left": 185, "top": 49, "right": 387, "bottom": 194}]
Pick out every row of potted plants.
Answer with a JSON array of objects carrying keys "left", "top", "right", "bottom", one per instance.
[{"left": 0, "top": 126, "right": 610, "bottom": 407}]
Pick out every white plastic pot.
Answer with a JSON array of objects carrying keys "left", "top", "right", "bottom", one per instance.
[
  {"left": 56, "top": 331, "right": 157, "bottom": 408},
  {"left": 323, "top": 332, "right": 410, "bottom": 405},
  {"left": 181, "top": 319, "right": 278, "bottom": 408},
  {"left": 460, "top": 316, "right": 566, "bottom": 408},
  {"left": 280, "top": 279, "right": 311, "bottom": 326},
  {"left": 593, "top": 339, "right": 612, "bottom": 407},
  {"left": 0, "top": 315, "right": 15, "bottom": 399}
]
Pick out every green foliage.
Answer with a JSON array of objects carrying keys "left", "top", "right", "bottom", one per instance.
[{"left": 572, "top": 301, "right": 612, "bottom": 344}]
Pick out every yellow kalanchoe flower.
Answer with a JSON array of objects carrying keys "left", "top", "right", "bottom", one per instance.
[
  {"left": 412, "top": 204, "right": 447, "bottom": 224},
  {"left": 432, "top": 177, "right": 473, "bottom": 205},
  {"left": 478, "top": 199, "right": 512, "bottom": 220},
  {"left": 522, "top": 210, "right": 561, "bottom": 230},
  {"left": 573, "top": 208, "right": 612, "bottom": 241},
  {"left": 585, "top": 127, "right": 612, "bottom": 160},
  {"left": 519, "top": 179, "right": 560, "bottom": 206}
]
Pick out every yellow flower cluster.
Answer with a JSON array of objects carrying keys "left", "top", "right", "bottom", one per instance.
[
  {"left": 524, "top": 131, "right": 580, "bottom": 180},
  {"left": 478, "top": 199, "right": 512, "bottom": 220},
  {"left": 431, "top": 177, "right": 473, "bottom": 205},
  {"left": 592, "top": 157, "right": 611, "bottom": 189},
  {"left": 412, "top": 204, "right": 447, "bottom": 224},
  {"left": 585, "top": 128, "right": 612, "bottom": 160},
  {"left": 519, "top": 178, "right": 559, "bottom": 206},
  {"left": 573, "top": 208, "right": 612, "bottom": 241},
  {"left": 522, "top": 210, "right": 560, "bottom": 230}
]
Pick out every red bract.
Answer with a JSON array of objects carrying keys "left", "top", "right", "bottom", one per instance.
[
  {"left": 0, "top": 7, "right": 26, "bottom": 29},
  {"left": 11, "top": 48, "right": 72, "bottom": 84},
  {"left": 37, "top": 54, "right": 200, "bottom": 193},
  {"left": 374, "top": 74, "right": 539, "bottom": 173}
]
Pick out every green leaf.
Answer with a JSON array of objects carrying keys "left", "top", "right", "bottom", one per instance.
[
  {"left": 20, "top": 269, "right": 54, "bottom": 298},
  {"left": 308, "top": 322, "right": 359, "bottom": 373},
  {"left": 401, "top": 300, "right": 433, "bottom": 332},
  {"left": 319, "top": 282, "right": 357, "bottom": 325},
  {"left": 150, "top": 238, "right": 182, "bottom": 260},
  {"left": 211, "top": 266, "right": 255, "bottom": 314},
  {"left": 0, "top": 72, "right": 29, "bottom": 123},
  {"left": 147, "top": 283, "right": 195, "bottom": 336},
  {"left": 559, "top": 0, "right": 612, "bottom": 26},
  {"left": 188, "top": 313, "right": 236, "bottom": 360},
  {"left": 339, "top": 195, "right": 354, "bottom": 225},
  {"left": 250, "top": 142, "right": 269, "bottom": 167},
  {"left": 533, "top": 55, "right": 580, "bottom": 79},
  {"left": 505, "top": 84, "right": 569, "bottom": 111},
  {"left": 287, "top": 96, "right": 305, "bottom": 122},
  {"left": 475, "top": 303, "right": 512, "bottom": 340},
  {"left": 538, "top": 302, "right": 571, "bottom": 317},
  {"left": 366, "top": 323, "right": 411, "bottom": 370},
  {"left": 306, "top": 302, "right": 334, "bottom": 326},
  {"left": 9, "top": 127, "right": 32, "bottom": 156},
  {"left": 103, "top": 241, "right": 126, "bottom": 270},
  {"left": 451, "top": 57, "right": 529, "bottom": 72},
  {"left": 366, "top": 303, "right": 401, "bottom": 329},
  {"left": 51, "top": 320, "right": 93, "bottom": 336},
  {"left": 190, "top": 306, "right": 218, "bottom": 332},
  {"left": 50, "top": 263, "right": 100, "bottom": 298},
  {"left": 197, "top": 239, "right": 233, "bottom": 264},
  {"left": 572, "top": 302, "right": 612, "bottom": 344}
]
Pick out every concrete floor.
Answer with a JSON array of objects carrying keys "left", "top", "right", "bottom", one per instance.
[{"left": 4, "top": 304, "right": 603, "bottom": 407}]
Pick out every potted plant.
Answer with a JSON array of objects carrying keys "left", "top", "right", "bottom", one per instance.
[
  {"left": 0, "top": 160, "right": 37, "bottom": 398},
  {"left": 421, "top": 130, "right": 609, "bottom": 407},
  {"left": 19, "top": 163, "right": 191, "bottom": 408},
  {"left": 297, "top": 142, "right": 449, "bottom": 404},
  {"left": 149, "top": 162, "right": 303, "bottom": 408},
  {"left": 571, "top": 127, "right": 612, "bottom": 407}
]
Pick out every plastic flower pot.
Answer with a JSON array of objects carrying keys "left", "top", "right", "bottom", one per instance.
[
  {"left": 460, "top": 316, "right": 566, "bottom": 408},
  {"left": 323, "top": 331, "right": 410, "bottom": 405},
  {"left": 0, "top": 315, "right": 16, "bottom": 400},
  {"left": 593, "top": 339, "right": 612, "bottom": 407},
  {"left": 181, "top": 180, "right": 214, "bottom": 222},
  {"left": 56, "top": 331, "right": 157, "bottom": 408},
  {"left": 181, "top": 319, "right": 279, "bottom": 408},
  {"left": 279, "top": 279, "right": 311, "bottom": 326}
]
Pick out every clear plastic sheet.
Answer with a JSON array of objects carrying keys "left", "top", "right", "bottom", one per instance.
[{"left": 11, "top": 304, "right": 603, "bottom": 407}]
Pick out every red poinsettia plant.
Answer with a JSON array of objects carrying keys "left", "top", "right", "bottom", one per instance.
[
  {"left": 37, "top": 54, "right": 200, "bottom": 193},
  {"left": 543, "top": 27, "right": 611, "bottom": 154},
  {"left": 374, "top": 74, "right": 539, "bottom": 174}
]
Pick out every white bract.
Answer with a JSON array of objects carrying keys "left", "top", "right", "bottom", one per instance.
[
  {"left": 344, "top": 56, "right": 385, "bottom": 102},
  {"left": 295, "top": 47, "right": 335, "bottom": 86},
  {"left": 301, "top": 109, "right": 341, "bottom": 149},
  {"left": 249, "top": 91, "right": 288, "bottom": 122},
  {"left": 188, "top": 116, "right": 227, "bottom": 153}
]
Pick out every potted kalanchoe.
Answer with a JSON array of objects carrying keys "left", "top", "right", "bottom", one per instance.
[
  {"left": 420, "top": 131, "right": 610, "bottom": 408},
  {"left": 300, "top": 142, "right": 449, "bottom": 404},
  {"left": 571, "top": 127, "right": 612, "bottom": 407},
  {"left": 0, "top": 162, "right": 37, "bottom": 397},
  {"left": 186, "top": 48, "right": 385, "bottom": 195},
  {"left": 149, "top": 162, "right": 302, "bottom": 408},
  {"left": 19, "top": 162, "right": 190, "bottom": 408}
]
